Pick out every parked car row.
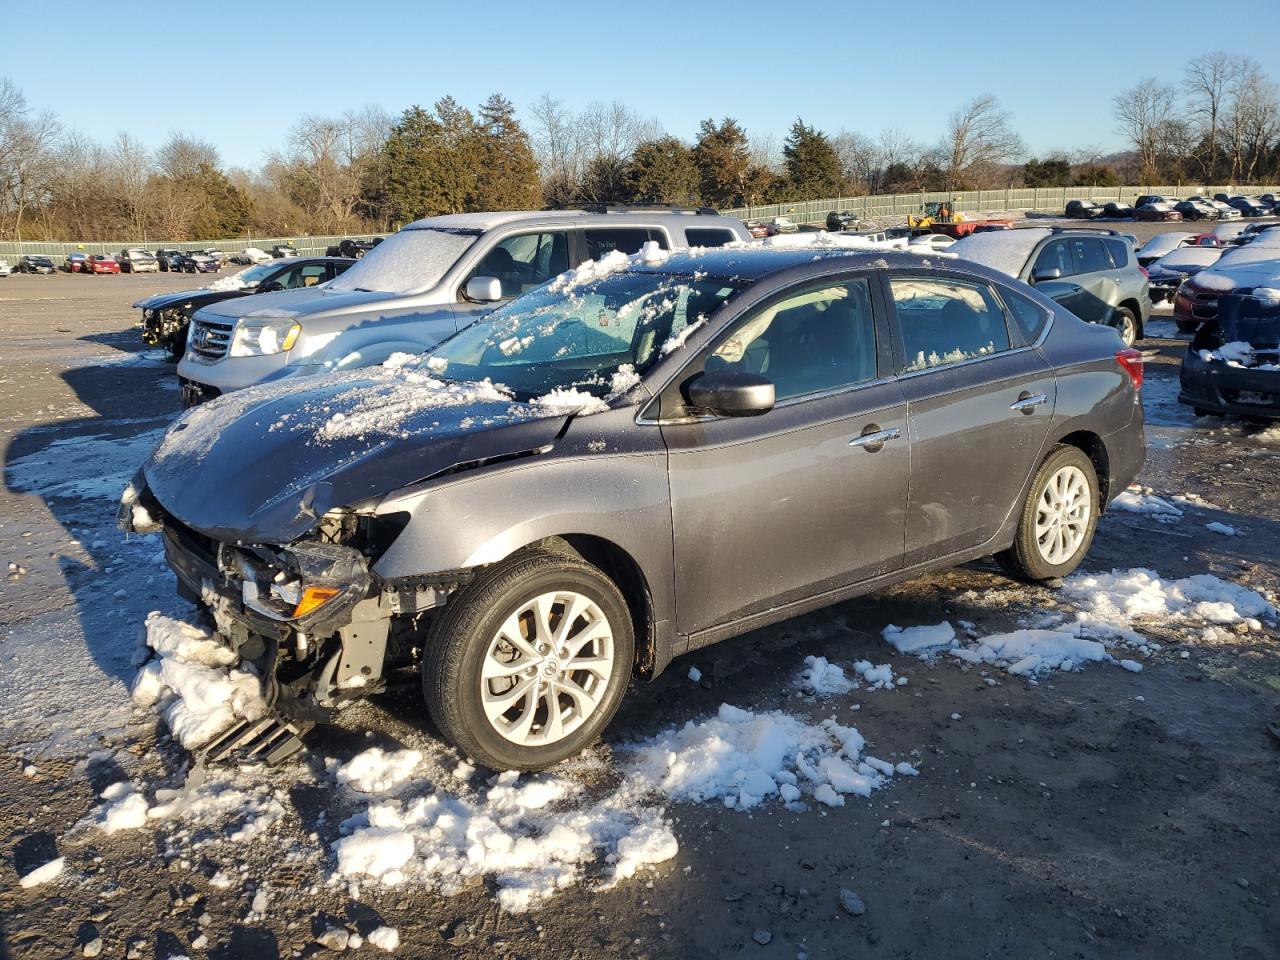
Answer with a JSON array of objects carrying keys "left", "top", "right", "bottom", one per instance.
[
  {"left": 119, "top": 203, "right": 1147, "bottom": 770},
  {"left": 1068, "top": 193, "right": 1279, "bottom": 224}
]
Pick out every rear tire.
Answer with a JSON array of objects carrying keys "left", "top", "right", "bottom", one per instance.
[
  {"left": 1111, "top": 306, "right": 1138, "bottom": 347},
  {"left": 997, "top": 445, "right": 1099, "bottom": 583},
  {"left": 422, "top": 551, "right": 634, "bottom": 771}
]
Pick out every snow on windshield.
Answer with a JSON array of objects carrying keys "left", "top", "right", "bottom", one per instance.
[
  {"left": 326, "top": 227, "right": 478, "bottom": 295},
  {"left": 948, "top": 228, "right": 1050, "bottom": 277}
]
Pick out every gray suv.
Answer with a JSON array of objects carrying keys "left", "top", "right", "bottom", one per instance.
[
  {"left": 124, "top": 246, "right": 1146, "bottom": 771},
  {"left": 176, "top": 206, "right": 749, "bottom": 407},
  {"left": 950, "top": 227, "right": 1152, "bottom": 347}
]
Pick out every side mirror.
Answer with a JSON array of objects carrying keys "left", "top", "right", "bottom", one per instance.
[
  {"left": 465, "top": 276, "right": 504, "bottom": 303},
  {"left": 260, "top": 280, "right": 285, "bottom": 293},
  {"left": 1031, "top": 266, "right": 1061, "bottom": 283},
  {"left": 683, "top": 370, "right": 775, "bottom": 418}
]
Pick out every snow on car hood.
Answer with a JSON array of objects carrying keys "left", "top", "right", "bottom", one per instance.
[
  {"left": 142, "top": 368, "right": 570, "bottom": 543},
  {"left": 193, "top": 286, "right": 404, "bottom": 323}
]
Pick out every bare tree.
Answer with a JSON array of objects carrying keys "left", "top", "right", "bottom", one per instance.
[
  {"left": 1113, "top": 78, "right": 1178, "bottom": 181},
  {"left": 941, "top": 94, "right": 1024, "bottom": 190},
  {"left": 1222, "top": 59, "right": 1277, "bottom": 182},
  {"left": 0, "top": 79, "right": 61, "bottom": 239},
  {"left": 748, "top": 132, "right": 782, "bottom": 173},
  {"left": 274, "top": 106, "right": 390, "bottom": 229},
  {"left": 1184, "top": 51, "right": 1235, "bottom": 178},
  {"left": 830, "top": 131, "right": 876, "bottom": 192},
  {"left": 106, "top": 132, "right": 154, "bottom": 239},
  {"left": 155, "top": 133, "right": 220, "bottom": 181}
]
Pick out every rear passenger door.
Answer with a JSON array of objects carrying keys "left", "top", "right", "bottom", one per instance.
[
  {"left": 887, "top": 273, "right": 1056, "bottom": 565},
  {"left": 1065, "top": 236, "right": 1120, "bottom": 307}
]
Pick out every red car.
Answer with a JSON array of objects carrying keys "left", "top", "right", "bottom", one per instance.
[
  {"left": 744, "top": 219, "right": 769, "bottom": 239},
  {"left": 1135, "top": 203, "right": 1184, "bottom": 222},
  {"left": 87, "top": 254, "right": 121, "bottom": 275},
  {"left": 63, "top": 253, "right": 90, "bottom": 273}
]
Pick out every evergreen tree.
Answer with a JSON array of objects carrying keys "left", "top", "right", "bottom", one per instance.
[
  {"left": 1023, "top": 157, "right": 1072, "bottom": 187},
  {"left": 471, "top": 93, "right": 541, "bottom": 210},
  {"left": 692, "top": 118, "right": 751, "bottom": 208},
  {"left": 782, "top": 119, "right": 844, "bottom": 198},
  {"left": 624, "top": 136, "right": 699, "bottom": 204}
]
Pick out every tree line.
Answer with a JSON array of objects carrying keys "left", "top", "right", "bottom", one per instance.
[{"left": 2, "top": 52, "right": 1278, "bottom": 242}]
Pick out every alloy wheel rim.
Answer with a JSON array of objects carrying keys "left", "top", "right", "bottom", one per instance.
[
  {"left": 1034, "top": 465, "right": 1091, "bottom": 565},
  {"left": 480, "top": 590, "right": 615, "bottom": 747}
]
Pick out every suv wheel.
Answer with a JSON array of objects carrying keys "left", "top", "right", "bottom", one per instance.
[
  {"left": 422, "top": 551, "right": 634, "bottom": 771},
  {"left": 1111, "top": 306, "right": 1138, "bottom": 347},
  {"left": 997, "top": 445, "right": 1099, "bottom": 582}
]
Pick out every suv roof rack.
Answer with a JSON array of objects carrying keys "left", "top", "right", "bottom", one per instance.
[
  {"left": 1048, "top": 226, "right": 1129, "bottom": 238},
  {"left": 577, "top": 202, "right": 721, "bottom": 216}
]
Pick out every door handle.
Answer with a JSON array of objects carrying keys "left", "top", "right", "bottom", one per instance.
[
  {"left": 849, "top": 425, "right": 901, "bottom": 451},
  {"left": 1010, "top": 392, "right": 1047, "bottom": 414}
]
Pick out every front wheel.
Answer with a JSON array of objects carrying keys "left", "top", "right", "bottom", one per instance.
[
  {"left": 1111, "top": 306, "right": 1138, "bottom": 347},
  {"left": 422, "top": 551, "right": 634, "bottom": 771},
  {"left": 997, "top": 445, "right": 1099, "bottom": 582}
]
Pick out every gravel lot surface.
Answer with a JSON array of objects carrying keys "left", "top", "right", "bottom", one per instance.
[{"left": 1, "top": 263, "right": 1277, "bottom": 960}]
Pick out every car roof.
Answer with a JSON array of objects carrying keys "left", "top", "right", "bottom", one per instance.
[
  {"left": 628, "top": 244, "right": 969, "bottom": 282},
  {"left": 403, "top": 209, "right": 740, "bottom": 232}
]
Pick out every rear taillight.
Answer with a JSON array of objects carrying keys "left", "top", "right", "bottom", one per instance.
[{"left": 1116, "top": 348, "right": 1143, "bottom": 391}]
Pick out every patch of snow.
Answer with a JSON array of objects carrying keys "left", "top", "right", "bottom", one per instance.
[
  {"left": 334, "top": 748, "right": 423, "bottom": 795},
  {"left": 530, "top": 387, "right": 609, "bottom": 416},
  {"left": 949, "top": 629, "right": 1108, "bottom": 677},
  {"left": 795, "top": 655, "right": 856, "bottom": 696},
  {"left": 18, "top": 856, "right": 64, "bottom": 888},
  {"left": 1110, "top": 487, "right": 1184, "bottom": 522},
  {"left": 687, "top": 666, "right": 702, "bottom": 683},
  {"left": 882, "top": 622, "right": 958, "bottom": 655},
  {"left": 368, "top": 927, "right": 400, "bottom": 952},
  {"left": 1205, "top": 521, "right": 1238, "bottom": 536}
]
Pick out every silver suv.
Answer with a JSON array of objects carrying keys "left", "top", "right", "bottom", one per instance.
[
  {"left": 950, "top": 227, "right": 1152, "bottom": 347},
  {"left": 176, "top": 206, "right": 749, "bottom": 407}
]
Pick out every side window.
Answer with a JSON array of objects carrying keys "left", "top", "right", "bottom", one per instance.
[
  {"left": 891, "top": 277, "right": 1011, "bottom": 372},
  {"left": 1032, "top": 240, "right": 1073, "bottom": 278},
  {"left": 471, "top": 232, "right": 570, "bottom": 298},
  {"left": 1000, "top": 287, "right": 1050, "bottom": 343},
  {"left": 683, "top": 228, "right": 736, "bottom": 248},
  {"left": 583, "top": 228, "right": 669, "bottom": 260},
  {"left": 330, "top": 261, "right": 354, "bottom": 280},
  {"left": 273, "top": 266, "right": 301, "bottom": 288},
  {"left": 289, "top": 263, "right": 329, "bottom": 288},
  {"left": 707, "top": 278, "right": 877, "bottom": 401},
  {"left": 1103, "top": 237, "right": 1129, "bottom": 268},
  {"left": 1070, "top": 238, "right": 1111, "bottom": 274}
]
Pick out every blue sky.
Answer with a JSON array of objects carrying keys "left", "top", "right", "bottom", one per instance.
[{"left": 5, "top": 0, "right": 1277, "bottom": 169}]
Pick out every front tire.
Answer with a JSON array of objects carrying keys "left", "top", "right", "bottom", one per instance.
[
  {"left": 423, "top": 551, "right": 634, "bottom": 771},
  {"left": 997, "top": 445, "right": 1099, "bottom": 582}
]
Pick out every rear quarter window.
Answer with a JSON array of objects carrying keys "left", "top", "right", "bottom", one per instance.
[
  {"left": 1000, "top": 287, "right": 1050, "bottom": 343},
  {"left": 1104, "top": 238, "right": 1130, "bottom": 268},
  {"left": 683, "top": 227, "right": 737, "bottom": 248}
]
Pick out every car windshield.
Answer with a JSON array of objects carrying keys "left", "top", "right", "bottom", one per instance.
[
  {"left": 423, "top": 271, "right": 744, "bottom": 401},
  {"left": 326, "top": 227, "right": 479, "bottom": 295}
]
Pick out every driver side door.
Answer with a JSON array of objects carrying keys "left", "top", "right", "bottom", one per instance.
[
  {"left": 659, "top": 274, "right": 909, "bottom": 644},
  {"left": 452, "top": 230, "right": 572, "bottom": 331}
]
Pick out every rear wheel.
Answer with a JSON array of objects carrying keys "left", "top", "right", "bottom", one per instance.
[
  {"left": 997, "top": 445, "right": 1099, "bottom": 582},
  {"left": 1111, "top": 306, "right": 1138, "bottom": 347},
  {"left": 422, "top": 551, "right": 634, "bottom": 771}
]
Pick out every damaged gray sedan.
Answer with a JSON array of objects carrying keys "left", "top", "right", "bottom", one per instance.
[{"left": 121, "top": 246, "right": 1146, "bottom": 771}]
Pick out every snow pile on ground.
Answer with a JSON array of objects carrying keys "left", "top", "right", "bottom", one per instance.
[
  {"left": 625, "top": 703, "right": 898, "bottom": 810},
  {"left": 951, "top": 629, "right": 1109, "bottom": 677},
  {"left": 1109, "top": 487, "right": 1184, "bottom": 522},
  {"left": 882, "top": 622, "right": 958, "bottom": 655},
  {"left": 1062, "top": 568, "right": 1274, "bottom": 641},
  {"left": 98, "top": 781, "right": 151, "bottom": 833},
  {"left": 333, "top": 700, "right": 912, "bottom": 912},
  {"left": 131, "top": 613, "right": 266, "bottom": 750},
  {"left": 334, "top": 748, "right": 423, "bottom": 795},
  {"left": 795, "top": 655, "right": 856, "bottom": 695},
  {"left": 332, "top": 766, "right": 676, "bottom": 913},
  {"left": 368, "top": 927, "right": 400, "bottom": 951},
  {"left": 17, "top": 857, "right": 64, "bottom": 888}
]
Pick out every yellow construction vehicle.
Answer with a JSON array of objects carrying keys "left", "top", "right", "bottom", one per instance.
[{"left": 906, "top": 201, "right": 963, "bottom": 229}]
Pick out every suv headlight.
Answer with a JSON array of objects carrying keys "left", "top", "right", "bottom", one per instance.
[{"left": 230, "top": 317, "right": 301, "bottom": 357}]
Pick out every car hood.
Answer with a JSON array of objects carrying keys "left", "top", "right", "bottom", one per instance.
[
  {"left": 133, "top": 287, "right": 245, "bottom": 310},
  {"left": 194, "top": 286, "right": 404, "bottom": 322},
  {"left": 142, "top": 368, "right": 571, "bottom": 544}
]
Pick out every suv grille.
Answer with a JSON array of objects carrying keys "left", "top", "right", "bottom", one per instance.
[{"left": 189, "top": 317, "right": 234, "bottom": 360}]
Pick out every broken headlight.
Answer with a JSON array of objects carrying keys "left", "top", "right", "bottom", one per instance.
[{"left": 226, "top": 540, "right": 370, "bottom": 624}]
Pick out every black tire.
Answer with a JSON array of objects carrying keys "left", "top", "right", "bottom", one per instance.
[
  {"left": 1111, "top": 306, "right": 1138, "bottom": 347},
  {"left": 422, "top": 550, "right": 634, "bottom": 771},
  {"left": 996, "top": 444, "right": 1100, "bottom": 583}
]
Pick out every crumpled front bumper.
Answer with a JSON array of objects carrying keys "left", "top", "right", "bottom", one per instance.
[{"left": 1179, "top": 350, "right": 1280, "bottom": 418}]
